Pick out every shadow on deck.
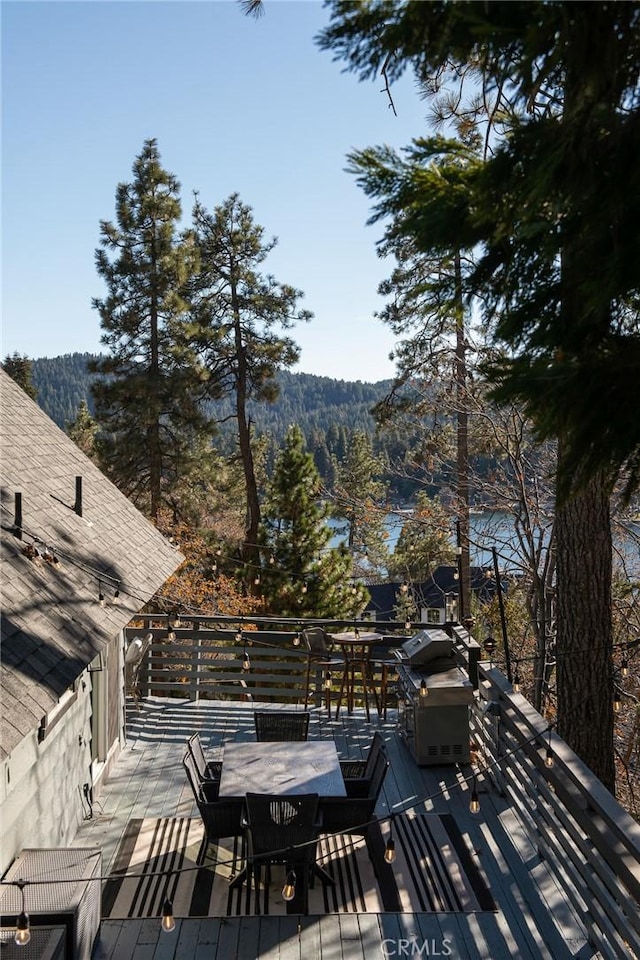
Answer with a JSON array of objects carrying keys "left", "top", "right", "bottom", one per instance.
[{"left": 72, "top": 697, "right": 607, "bottom": 960}]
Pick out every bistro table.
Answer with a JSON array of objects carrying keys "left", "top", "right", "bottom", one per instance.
[
  {"left": 218, "top": 741, "right": 347, "bottom": 799},
  {"left": 328, "top": 631, "right": 382, "bottom": 722}
]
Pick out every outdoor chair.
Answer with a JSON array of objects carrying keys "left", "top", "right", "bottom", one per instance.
[
  {"left": 243, "top": 792, "right": 322, "bottom": 915},
  {"left": 182, "top": 752, "right": 246, "bottom": 865},
  {"left": 183, "top": 747, "right": 220, "bottom": 802},
  {"left": 339, "top": 731, "right": 386, "bottom": 797},
  {"left": 303, "top": 626, "right": 343, "bottom": 716},
  {"left": 254, "top": 709, "right": 310, "bottom": 742},
  {"left": 124, "top": 632, "right": 152, "bottom": 711},
  {"left": 187, "top": 732, "right": 223, "bottom": 783},
  {"left": 320, "top": 747, "right": 389, "bottom": 839}
]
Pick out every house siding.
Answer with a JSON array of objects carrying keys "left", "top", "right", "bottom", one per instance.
[{"left": 0, "top": 667, "right": 95, "bottom": 874}]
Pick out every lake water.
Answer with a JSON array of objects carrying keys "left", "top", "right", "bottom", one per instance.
[{"left": 328, "top": 510, "right": 640, "bottom": 576}]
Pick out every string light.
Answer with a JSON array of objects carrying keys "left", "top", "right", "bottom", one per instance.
[
  {"left": 14, "top": 880, "right": 30, "bottom": 946},
  {"left": 325, "top": 670, "right": 332, "bottom": 690},
  {"left": 469, "top": 777, "right": 480, "bottom": 814},
  {"left": 384, "top": 816, "right": 396, "bottom": 863},
  {"left": 293, "top": 631, "right": 301, "bottom": 647},
  {"left": 513, "top": 668, "right": 521, "bottom": 694},
  {"left": 419, "top": 679, "right": 429, "bottom": 701},
  {"left": 544, "top": 729, "right": 554, "bottom": 768},
  {"left": 243, "top": 652, "right": 251, "bottom": 672},
  {"left": 282, "top": 869, "right": 296, "bottom": 901},
  {"left": 161, "top": 898, "right": 175, "bottom": 933},
  {"left": 98, "top": 582, "right": 105, "bottom": 607},
  {"left": 613, "top": 688, "right": 622, "bottom": 713},
  {"left": 621, "top": 657, "right": 629, "bottom": 678}
]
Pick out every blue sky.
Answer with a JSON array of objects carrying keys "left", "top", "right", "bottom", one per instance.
[{"left": 2, "top": 1, "right": 429, "bottom": 382}]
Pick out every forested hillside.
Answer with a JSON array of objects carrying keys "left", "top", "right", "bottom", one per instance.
[{"left": 29, "top": 352, "right": 420, "bottom": 493}]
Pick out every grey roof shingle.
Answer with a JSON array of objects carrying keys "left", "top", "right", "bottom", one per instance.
[{"left": 0, "top": 369, "right": 183, "bottom": 759}]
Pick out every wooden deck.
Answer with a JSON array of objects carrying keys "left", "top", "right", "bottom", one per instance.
[{"left": 75, "top": 698, "right": 599, "bottom": 959}]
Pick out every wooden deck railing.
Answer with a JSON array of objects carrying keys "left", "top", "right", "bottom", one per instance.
[
  {"left": 473, "top": 662, "right": 640, "bottom": 960},
  {"left": 124, "top": 615, "right": 480, "bottom": 705}
]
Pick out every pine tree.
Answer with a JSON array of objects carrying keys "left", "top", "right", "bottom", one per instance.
[
  {"left": 258, "top": 425, "right": 368, "bottom": 618},
  {"left": 189, "top": 193, "right": 312, "bottom": 583},
  {"left": 388, "top": 492, "right": 455, "bottom": 583},
  {"left": 2, "top": 353, "right": 37, "bottom": 401},
  {"left": 66, "top": 400, "right": 99, "bottom": 460},
  {"left": 91, "top": 139, "right": 207, "bottom": 520},
  {"left": 331, "top": 430, "right": 390, "bottom": 577},
  {"left": 318, "top": 0, "right": 640, "bottom": 790}
]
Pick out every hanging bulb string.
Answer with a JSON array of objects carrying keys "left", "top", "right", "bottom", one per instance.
[
  {"left": 0, "top": 713, "right": 563, "bottom": 896},
  {"left": 0, "top": 643, "right": 626, "bottom": 894}
]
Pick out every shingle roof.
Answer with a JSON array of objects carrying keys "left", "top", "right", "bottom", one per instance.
[{"left": 0, "top": 369, "right": 183, "bottom": 759}]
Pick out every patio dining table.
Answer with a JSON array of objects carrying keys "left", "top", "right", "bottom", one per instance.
[
  {"left": 218, "top": 741, "right": 347, "bottom": 798},
  {"left": 220, "top": 741, "right": 345, "bottom": 902}
]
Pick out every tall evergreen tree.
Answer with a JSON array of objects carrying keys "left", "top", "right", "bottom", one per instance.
[
  {"left": 318, "top": 1, "right": 640, "bottom": 790},
  {"left": 91, "top": 139, "right": 207, "bottom": 520},
  {"left": 388, "top": 491, "right": 455, "bottom": 583},
  {"left": 258, "top": 425, "right": 368, "bottom": 618},
  {"left": 2, "top": 353, "right": 37, "bottom": 401},
  {"left": 331, "top": 430, "right": 390, "bottom": 576},
  {"left": 189, "top": 193, "right": 312, "bottom": 585},
  {"left": 66, "top": 400, "right": 99, "bottom": 461}
]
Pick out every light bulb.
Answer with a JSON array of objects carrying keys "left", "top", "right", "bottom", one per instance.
[
  {"left": 545, "top": 747, "right": 554, "bottom": 768},
  {"left": 293, "top": 632, "right": 301, "bottom": 647},
  {"left": 621, "top": 658, "right": 629, "bottom": 678},
  {"left": 613, "top": 692, "right": 621, "bottom": 712},
  {"left": 513, "top": 673, "right": 521, "bottom": 694},
  {"left": 419, "top": 680, "right": 428, "bottom": 701},
  {"left": 384, "top": 838, "right": 396, "bottom": 863},
  {"left": 282, "top": 871, "right": 296, "bottom": 901},
  {"left": 15, "top": 911, "right": 30, "bottom": 945},
  {"left": 325, "top": 671, "right": 332, "bottom": 690},
  {"left": 243, "top": 653, "right": 251, "bottom": 671},
  {"left": 161, "top": 899, "right": 175, "bottom": 933},
  {"left": 469, "top": 789, "right": 480, "bottom": 815}
]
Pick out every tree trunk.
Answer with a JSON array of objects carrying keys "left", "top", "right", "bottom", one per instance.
[
  {"left": 148, "top": 238, "right": 162, "bottom": 521},
  {"left": 454, "top": 251, "right": 471, "bottom": 621},
  {"left": 232, "top": 278, "right": 261, "bottom": 585},
  {"left": 555, "top": 460, "right": 614, "bottom": 792}
]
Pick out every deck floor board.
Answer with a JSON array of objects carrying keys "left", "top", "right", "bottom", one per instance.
[{"left": 76, "top": 698, "right": 597, "bottom": 959}]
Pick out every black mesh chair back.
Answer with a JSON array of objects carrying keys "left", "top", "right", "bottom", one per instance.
[
  {"left": 321, "top": 746, "right": 389, "bottom": 837},
  {"left": 187, "top": 732, "right": 222, "bottom": 780},
  {"left": 183, "top": 749, "right": 219, "bottom": 800},
  {"left": 363, "top": 731, "right": 385, "bottom": 781},
  {"left": 245, "top": 792, "right": 320, "bottom": 864},
  {"left": 254, "top": 710, "right": 310, "bottom": 742},
  {"left": 302, "top": 626, "right": 332, "bottom": 657},
  {"left": 340, "top": 731, "right": 386, "bottom": 796},
  {"left": 182, "top": 752, "right": 245, "bottom": 862}
]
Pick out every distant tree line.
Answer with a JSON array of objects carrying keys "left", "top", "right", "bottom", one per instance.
[{"left": 26, "top": 351, "right": 440, "bottom": 501}]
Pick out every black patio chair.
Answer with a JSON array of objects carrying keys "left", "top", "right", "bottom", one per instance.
[
  {"left": 254, "top": 710, "right": 310, "bottom": 742},
  {"left": 303, "top": 626, "right": 343, "bottom": 716},
  {"left": 187, "top": 732, "right": 223, "bottom": 784},
  {"left": 243, "top": 792, "right": 322, "bottom": 914},
  {"left": 320, "top": 747, "right": 389, "bottom": 838},
  {"left": 182, "top": 751, "right": 246, "bottom": 865},
  {"left": 339, "top": 731, "right": 386, "bottom": 797}
]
